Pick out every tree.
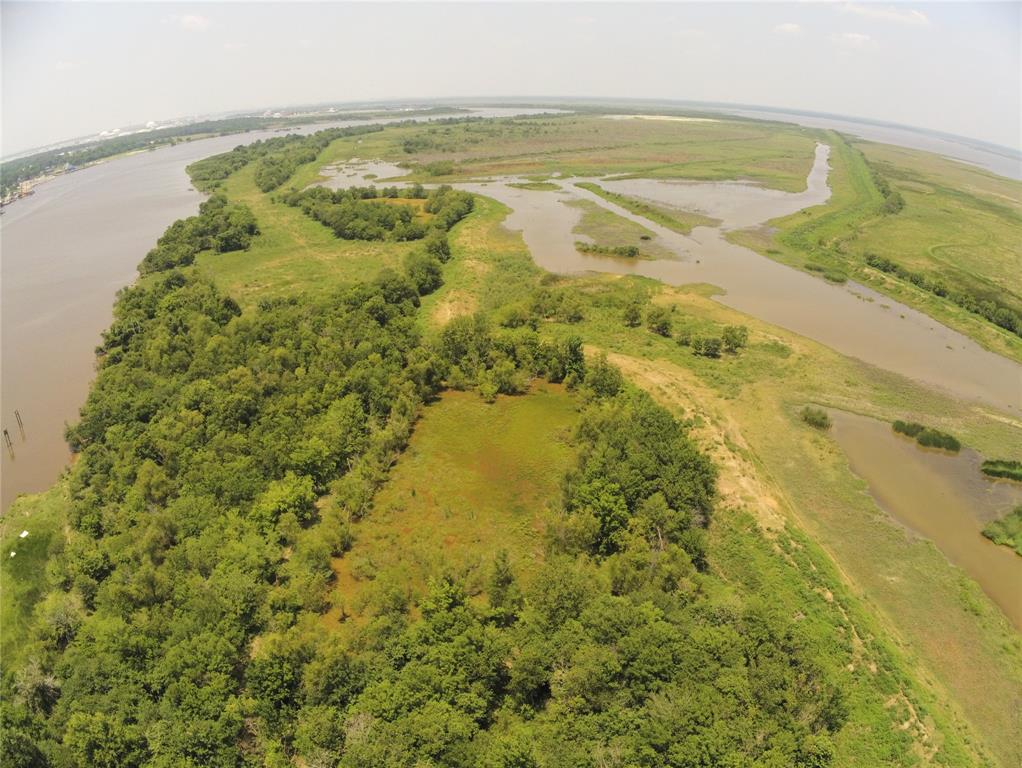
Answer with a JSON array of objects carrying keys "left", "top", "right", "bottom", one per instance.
[
  {"left": 423, "top": 230, "right": 451, "bottom": 262},
  {"left": 585, "top": 354, "right": 623, "bottom": 399},
  {"left": 622, "top": 301, "right": 643, "bottom": 328},
  {"left": 721, "top": 325, "right": 749, "bottom": 353},
  {"left": 646, "top": 305, "right": 672, "bottom": 337},
  {"left": 404, "top": 252, "right": 444, "bottom": 295}
]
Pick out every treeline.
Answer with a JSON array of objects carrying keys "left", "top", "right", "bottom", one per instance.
[
  {"left": 866, "top": 253, "right": 1022, "bottom": 338},
  {"left": 869, "top": 167, "right": 904, "bottom": 215},
  {"left": 627, "top": 301, "right": 749, "bottom": 358},
  {"left": 892, "top": 420, "right": 961, "bottom": 452},
  {"left": 2, "top": 117, "right": 283, "bottom": 199},
  {"left": 186, "top": 125, "right": 384, "bottom": 192},
  {"left": 138, "top": 194, "right": 258, "bottom": 274},
  {"left": 2, "top": 261, "right": 449, "bottom": 766},
  {"left": 283, "top": 184, "right": 473, "bottom": 245}
]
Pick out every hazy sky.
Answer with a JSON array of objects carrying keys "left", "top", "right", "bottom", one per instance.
[{"left": 2, "top": 2, "right": 1019, "bottom": 156}]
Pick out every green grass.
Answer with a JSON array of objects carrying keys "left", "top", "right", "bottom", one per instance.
[
  {"left": 193, "top": 162, "right": 421, "bottom": 305},
  {"left": 982, "top": 507, "right": 1022, "bottom": 556},
  {"left": 567, "top": 198, "right": 672, "bottom": 260},
  {"left": 575, "top": 181, "right": 719, "bottom": 234},
  {"left": 508, "top": 181, "right": 562, "bottom": 191},
  {"left": 296, "top": 114, "right": 819, "bottom": 191},
  {"left": 324, "top": 385, "right": 578, "bottom": 628},
  {"left": 419, "top": 195, "right": 543, "bottom": 328},
  {"left": 0, "top": 481, "right": 69, "bottom": 666}
]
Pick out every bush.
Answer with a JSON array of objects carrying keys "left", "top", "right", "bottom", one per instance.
[
  {"left": 692, "top": 336, "right": 721, "bottom": 358},
  {"left": 646, "top": 306, "right": 672, "bottom": 337},
  {"left": 980, "top": 459, "right": 1022, "bottom": 482},
  {"left": 721, "top": 325, "right": 749, "bottom": 353},
  {"left": 800, "top": 406, "right": 832, "bottom": 430},
  {"left": 893, "top": 421, "right": 960, "bottom": 452}
]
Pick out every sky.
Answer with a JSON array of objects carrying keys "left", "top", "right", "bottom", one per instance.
[{"left": 2, "top": 1, "right": 1019, "bottom": 156}]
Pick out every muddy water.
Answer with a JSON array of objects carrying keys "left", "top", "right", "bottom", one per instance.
[
  {"left": 599, "top": 143, "right": 831, "bottom": 229},
  {"left": 0, "top": 108, "right": 560, "bottom": 512},
  {"left": 828, "top": 409, "right": 1022, "bottom": 629}
]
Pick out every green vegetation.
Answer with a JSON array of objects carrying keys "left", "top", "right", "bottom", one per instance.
[
  {"left": 385, "top": 114, "right": 818, "bottom": 190},
  {"left": 575, "top": 241, "right": 639, "bottom": 258},
  {"left": 187, "top": 125, "right": 385, "bottom": 192},
  {"left": 980, "top": 459, "right": 1022, "bottom": 482},
  {"left": 575, "top": 181, "right": 719, "bottom": 234},
  {"left": 139, "top": 194, "right": 258, "bottom": 274},
  {"left": 800, "top": 406, "right": 832, "bottom": 430},
  {"left": 867, "top": 253, "right": 1021, "bottom": 339},
  {"left": 508, "top": 180, "right": 562, "bottom": 191},
  {"left": 568, "top": 198, "right": 670, "bottom": 260},
  {"left": 982, "top": 506, "right": 1022, "bottom": 556},
  {"left": 892, "top": 420, "right": 961, "bottom": 452},
  {"left": 4, "top": 111, "right": 1019, "bottom": 768}
]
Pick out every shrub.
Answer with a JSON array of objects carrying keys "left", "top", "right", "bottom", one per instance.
[
  {"left": 980, "top": 459, "right": 1022, "bottom": 482},
  {"left": 800, "top": 406, "right": 832, "bottom": 430},
  {"left": 893, "top": 421, "right": 960, "bottom": 452},
  {"left": 646, "top": 306, "right": 672, "bottom": 337}
]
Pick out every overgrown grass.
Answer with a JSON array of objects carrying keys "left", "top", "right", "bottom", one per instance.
[
  {"left": 324, "top": 385, "right": 578, "bottom": 630},
  {"left": 0, "top": 481, "right": 69, "bottom": 666},
  {"left": 567, "top": 198, "right": 672, "bottom": 259},
  {"left": 982, "top": 506, "right": 1022, "bottom": 556},
  {"left": 575, "top": 181, "right": 719, "bottom": 234}
]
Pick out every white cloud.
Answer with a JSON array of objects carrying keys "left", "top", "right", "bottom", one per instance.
[
  {"left": 833, "top": 31, "right": 874, "bottom": 48},
  {"left": 164, "top": 14, "right": 210, "bottom": 32},
  {"left": 774, "top": 22, "right": 802, "bottom": 35},
  {"left": 54, "top": 59, "right": 82, "bottom": 72},
  {"left": 223, "top": 41, "right": 245, "bottom": 52},
  {"left": 842, "top": 3, "right": 928, "bottom": 26}
]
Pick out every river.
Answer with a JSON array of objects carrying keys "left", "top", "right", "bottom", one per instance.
[{"left": 828, "top": 409, "right": 1022, "bottom": 630}]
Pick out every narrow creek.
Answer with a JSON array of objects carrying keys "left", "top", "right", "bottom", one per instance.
[{"left": 827, "top": 409, "right": 1022, "bottom": 629}]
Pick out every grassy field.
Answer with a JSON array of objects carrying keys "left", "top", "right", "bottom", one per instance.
[
  {"left": 293, "top": 113, "right": 821, "bottom": 191},
  {"left": 6, "top": 112, "right": 1019, "bottom": 765},
  {"left": 567, "top": 198, "right": 674, "bottom": 259},
  {"left": 323, "top": 385, "right": 578, "bottom": 633},
  {"left": 193, "top": 162, "right": 420, "bottom": 305},
  {"left": 0, "top": 480, "right": 69, "bottom": 666},
  {"left": 575, "top": 180, "right": 720, "bottom": 234}
]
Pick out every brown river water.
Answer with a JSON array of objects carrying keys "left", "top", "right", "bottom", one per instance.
[{"left": 828, "top": 409, "right": 1022, "bottom": 629}]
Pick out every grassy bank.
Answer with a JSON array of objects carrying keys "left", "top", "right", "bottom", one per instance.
[{"left": 575, "top": 181, "right": 719, "bottom": 234}]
